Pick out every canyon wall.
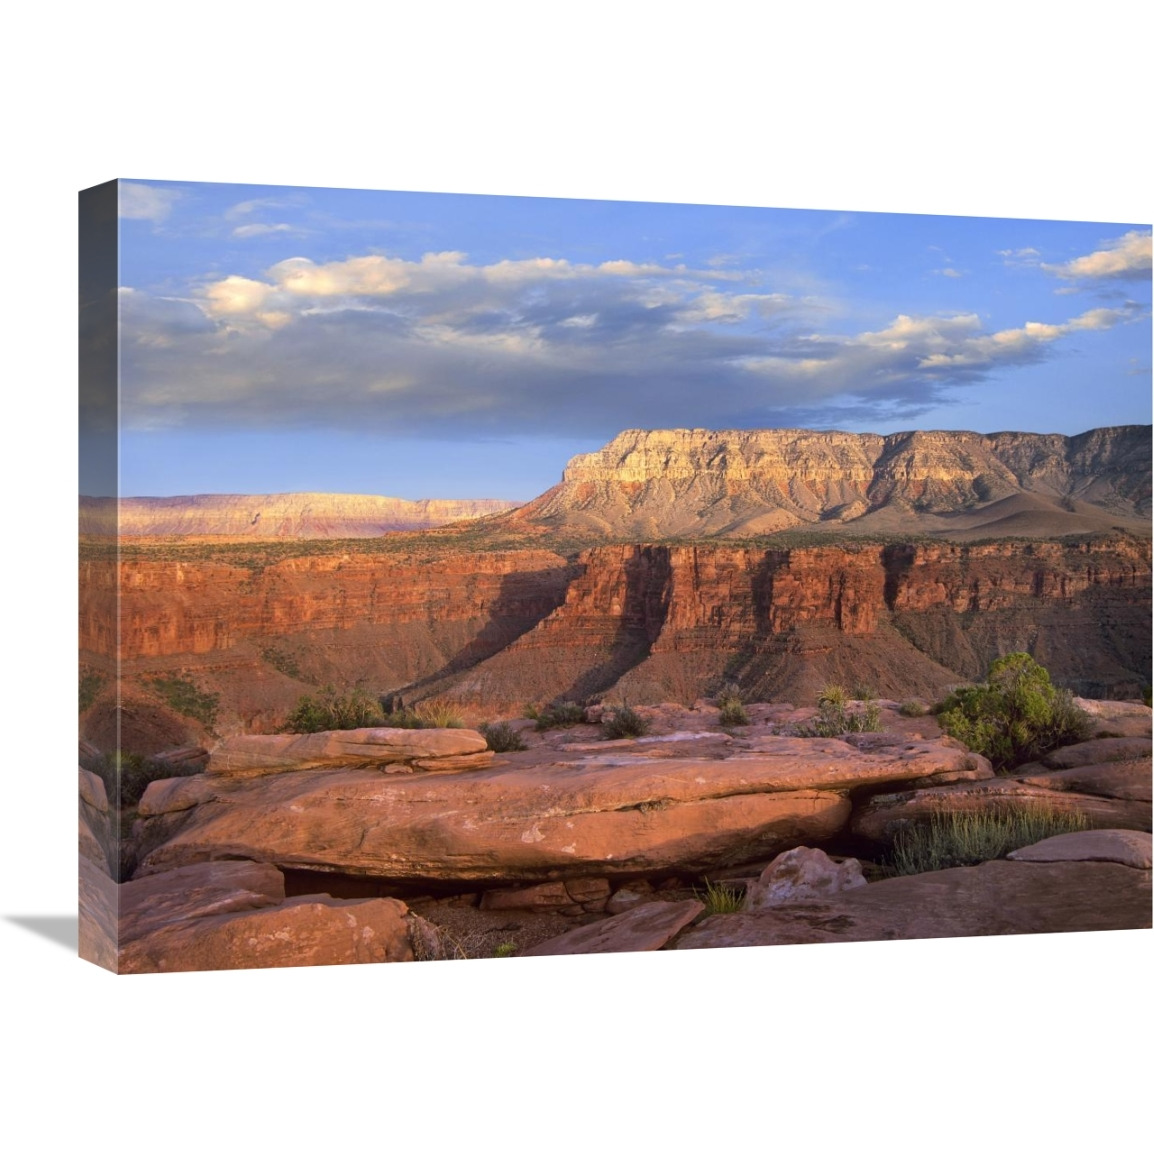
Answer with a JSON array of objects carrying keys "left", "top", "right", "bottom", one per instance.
[
  {"left": 427, "top": 536, "right": 1152, "bottom": 709},
  {"left": 82, "top": 534, "right": 1150, "bottom": 752}
]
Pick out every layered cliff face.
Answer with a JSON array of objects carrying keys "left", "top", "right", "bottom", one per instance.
[
  {"left": 426, "top": 536, "right": 1152, "bottom": 709},
  {"left": 80, "top": 493, "right": 519, "bottom": 538},
  {"left": 82, "top": 534, "right": 1150, "bottom": 751},
  {"left": 506, "top": 425, "right": 1152, "bottom": 538}
]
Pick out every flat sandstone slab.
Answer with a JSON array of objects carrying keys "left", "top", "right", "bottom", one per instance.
[
  {"left": 207, "top": 726, "right": 489, "bottom": 776},
  {"left": 522, "top": 899, "right": 704, "bottom": 956},
  {"left": 675, "top": 859, "right": 1152, "bottom": 950},
  {"left": 1007, "top": 829, "right": 1152, "bottom": 869},
  {"left": 1016, "top": 760, "right": 1152, "bottom": 803},
  {"left": 136, "top": 738, "right": 990, "bottom": 883}
]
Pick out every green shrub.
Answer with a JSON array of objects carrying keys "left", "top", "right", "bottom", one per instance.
[
  {"left": 852, "top": 682, "right": 877, "bottom": 702},
  {"left": 898, "top": 699, "right": 929, "bottom": 718},
  {"left": 799, "top": 697, "right": 882, "bottom": 737},
  {"left": 818, "top": 683, "right": 848, "bottom": 710},
  {"left": 145, "top": 674, "right": 220, "bottom": 729},
  {"left": 716, "top": 683, "right": 750, "bottom": 726},
  {"left": 602, "top": 705, "right": 650, "bottom": 740},
  {"left": 936, "top": 653, "right": 1093, "bottom": 771},
  {"left": 887, "top": 802, "right": 1090, "bottom": 876},
  {"left": 282, "top": 686, "right": 383, "bottom": 733},
  {"left": 478, "top": 721, "right": 527, "bottom": 752},
  {"left": 695, "top": 878, "right": 745, "bottom": 915},
  {"left": 534, "top": 701, "right": 588, "bottom": 731},
  {"left": 79, "top": 670, "right": 105, "bottom": 714},
  {"left": 492, "top": 941, "right": 518, "bottom": 958}
]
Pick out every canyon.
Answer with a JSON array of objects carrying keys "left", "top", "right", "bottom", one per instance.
[{"left": 78, "top": 424, "right": 1152, "bottom": 753}]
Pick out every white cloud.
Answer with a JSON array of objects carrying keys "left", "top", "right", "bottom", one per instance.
[
  {"left": 231, "top": 223, "right": 297, "bottom": 239},
  {"left": 1043, "top": 230, "right": 1152, "bottom": 280},
  {"left": 933, "top": 267, "right": 964, "bottom": 278},
  {"left": 118, "top": 181, "right": 180, "bottom": 223}
]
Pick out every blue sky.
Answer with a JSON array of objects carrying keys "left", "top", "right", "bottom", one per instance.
[{"left": 111, "top": 179, "right": 1151, "bottom": 499}]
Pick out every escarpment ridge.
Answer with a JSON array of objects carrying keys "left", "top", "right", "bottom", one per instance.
[
  {"left": 504, "top": 424, "right": 1152, "bottom": 539},
  {"left": 80, "top": 492, "right": 520, "bottom": 538}
]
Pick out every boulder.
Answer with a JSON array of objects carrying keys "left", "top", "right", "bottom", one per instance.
[
  {"left": 135, "top": 736, "right": 989, "bottom": 884},
  {"left": 522, "top": 899, "right": 704, "bottom": 956},
  {"left": 206, "top": 726, "right": 489, "bottom": 777},
  {"left": 676, "top": 859, "right": 1152, "bottom": 950},
  {"left": 1007, "top": 829, "right": 1152, "bottom": 869},
  {"left": 744, "top": 847, "right": 866, "bottom": 911},
  {"left": 119, "top": 861, "right": 286, "bottom": 941},
  {"left": 79, "top": 767, "right": 108, "bottom": 812},
  {"left": 138, "top": 774, "right": 219, "bottom": 816},
  {"left": 1042, "top": 737, "right": 1151, "bottom": 770},
  {"left": 119, "top": 894, "right": 415, "bottom": 973},
  {"left": 479, "top": 876, "right": 612, "bottom": 913},
  {"left": 605, "top": 880, "right": 655, "bottom": 915}
]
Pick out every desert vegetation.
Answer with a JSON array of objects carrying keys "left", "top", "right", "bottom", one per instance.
[
  {"left": 282, "top": 687, "right": 464, "bottom": 733},
  {"left": 145, "top": 674, "right": 220, "bottom": 729},
  {"left": 477, "top": 721, "right": 527, "bottom": 752},
  {"left": 886, "top": 802, "right": 1090, "bottom": 876},
  {"left": 527, "top": 701, "right": 588, "bottom": 730},
  {"left": 601, "top": 704, "right": 650, "bottom": 739},
  {"left": 797, "top": 683, "right": 882, "bottom": 737},
  {"left": 716, "top": 684, "right": 750, "bottom": 726},
  {"left": 935, "top": 652, "right": 1093, "bottom": 771}
]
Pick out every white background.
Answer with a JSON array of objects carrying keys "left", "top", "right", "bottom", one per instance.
[{"left": 1, "top": 3, "right": 1150, "bottom": 1151}]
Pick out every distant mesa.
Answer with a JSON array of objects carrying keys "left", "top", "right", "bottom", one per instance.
[
  {"left": 503, "top": 424, "right": 1153, "bottom": 541},
  {"left": 78, "top": 493, "right": 521, "bottom": 538}
]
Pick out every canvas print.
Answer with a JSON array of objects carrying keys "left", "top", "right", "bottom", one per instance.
[{"left": 78, "top": 180, "right": 1152, "bottom": 973}]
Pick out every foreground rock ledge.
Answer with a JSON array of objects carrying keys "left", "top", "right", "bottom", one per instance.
[
  {"left": 136, "top": 736, "right": 982, "bottom": 883},
  {"left": 675, "top": 858, "right": 1152, "bottom": 949}
]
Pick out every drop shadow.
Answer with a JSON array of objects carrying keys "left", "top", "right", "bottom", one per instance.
[{"left": 5, "top": 915, "right": 78, "bottom": 952}]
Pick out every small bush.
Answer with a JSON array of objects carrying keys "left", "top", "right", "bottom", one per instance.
[
  {"left": 898, "top": 700, "right": 930, "bottom": 718},
  {"left": 818, "top": 683, "right": 848, "bottom": 710},
  {"left": 799, "top": 697, "right": 882, "bottom": 737},
  {"left": 695, "top": 878, "right": 745, "bottom": 915},
  {"left": 602, "top": 705, "right": 650, "bottom": 740},
  {"left": 719, "top": 699, "right": 750, "bottom": 726},
  {"left": 852, "top": 682, "right": 877, "bottom": 702},
  {"left": 716, "top": 683, "right": 750, "bottom": 726},
  {"left": 492, "top": 941, "right": 518, "bottom": 958},
  {"left": 478, "top": 721, "right": 527, "bottom": 752},
  {"left": 887, "top": 802, "right": 1090, "bottom": 876},
  {"left": 79, "top": 670, "right": 105, "bottom": 714},
  {"left": 282, "top": 686, "right": 383, "bottom": 733},
  {"left": 534, "top": 701, "right": 588, "bottom": 731},
  {"left": 936, "top": 653, "right": 1093, "bottom": 771},
  {"left": 409, "top": 700, "right": 464, "bottom": 729},
  {"left": 146, "top": 674, "right": 220, "bottom": 729}
]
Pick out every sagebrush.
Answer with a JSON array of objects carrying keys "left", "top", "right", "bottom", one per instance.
[{"left": 935, "top": 653, "right": 1092, "bottom": 771}]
